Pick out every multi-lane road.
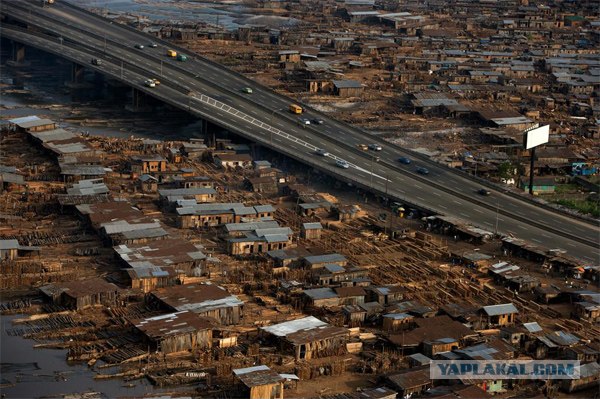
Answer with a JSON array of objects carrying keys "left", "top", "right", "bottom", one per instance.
[{"left": 1, "top": 0, "right": 598, "bottom": 262}]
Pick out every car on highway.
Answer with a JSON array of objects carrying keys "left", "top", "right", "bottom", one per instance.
[
  {"left": 312, "top": 118, "right": 324, "bottom": 125},
  {"left": 299, "top": 118, "right": 311, "bottom": 125},
  {"left": 368, "top": 143, "right": 383, "bottom": 151},
  {"left": 151, "top": 79, "right": 160, "bottom": 86},
  {"left": 357, "top": 144, "right": 368, "bottom": 151},
  {"left": 336, "top": 160, "right": 350, "bottom": 169},
  {"left": 316, "top": 148, "right": 329, "bottom": 156},
  {"left": 478, "top": 188, "right": 491, "bottom": 196},
  {"left": 91, "top": 58, "right": 102, "bottom": 66},
  {"left": 144, "top": 79, "right": 156, "bottom": 88},
  {"left": 416, "top": 166, "right": 429, "bottom": 175},
  {"left": 134, "top": 44, "right": 144, "bottom": 49},
  {"left": 241, "top": 87, "right": 253, "bottom": 94},
  {"left": 398, "top": 156, "right": 411, "bottom": 164},
  {"left": 148, "top": 42, "right": 158, "bottom": 48}
]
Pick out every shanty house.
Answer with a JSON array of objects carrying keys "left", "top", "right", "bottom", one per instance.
[
  {"left": 561, "top": 362, "right": 600, "bottom": 393},
  {"left": 343, "top": 305, "right": 367, "bottom": 327},
  {"left": 129, "top": 155, "right": 167, "bottom": 175},
  {"left": 335, "top": 286, "right": 366, "bottom": 305},
  {"left": 126, "top": 266, "right": 178, "bottom": 293},
  {"left": 0, "top": 239, "right": 40, "bottom": 260},
  {"left": 304, "top": 253, "right": 347, "bottom": 270},
  {"left": 214, "top": 153, "right": 253, "bottom": 169},
  {"left": 40, "top": 278, "right": 120, "bottom": 310},
  {"left": 149, "top": 283, "right": 244, "bottom": 325},
  {"left": 233, "top": 365, "right": 284, "bottom": 399},
  {"left": 227, "top": 227, "right": 293, "bottom": 255},
  {"left": 332, "top": 80, "right": 363, "bottom": 97},
  {"left": 382, "top": 313, "right": 414, "bottom": 332},
  {"left": 368, "top": 286, "right": 404, "bottom": 305},
  {"left": 261, "top": 316, "right": 349, "bottom": 360},
  {"left": 479, "top": 303, "right": 518, "bottom": 328},
  {"left": 301, "top": 222, "right": 323, "bottom": 239},
  {"left": 387, "top": 366, "right": 432, "bottom": 397},
  {"left": 302, "top": 288, "right": 340, "bottom": 307},
  {"left": 132, "top": 310, "right": 213, "bottom": 354}
]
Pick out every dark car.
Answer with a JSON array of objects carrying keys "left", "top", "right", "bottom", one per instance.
[
  {"left": 91, "top": 58, "right": 102, "bottom": 66},
  {"left": 416, "top": 166, "right": 429, "bottom": 175},
  {"left": 312, "top": 119, "right": 324, "bottom": 125},
  {"left": 148, "top": 42, "right": 158, "bottom": 48},
  {"left": 478, "top": 188, "right": 491, "bottom": 196},
  {"left": 398, "top": 156, "right": 411, "bottom": 165}
]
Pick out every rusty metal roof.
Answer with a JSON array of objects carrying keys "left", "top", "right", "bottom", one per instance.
[
  {"left": 233, "top": 365, "right": 283, "bottom": 388},
  {"left": 133, "top": 310, "right": 213, "bottom": 340}
]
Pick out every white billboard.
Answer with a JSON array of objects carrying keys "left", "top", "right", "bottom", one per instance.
[{"left": 524, "top": 124, "right": 549, "bottom": 149}]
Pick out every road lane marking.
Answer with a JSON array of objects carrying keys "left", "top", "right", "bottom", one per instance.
[{"left": 474, "top": 208, "right": 483, "bottom": 213}]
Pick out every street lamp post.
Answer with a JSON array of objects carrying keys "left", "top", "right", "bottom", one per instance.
[
  {"left": 120, "top": 61, "right": 123, "bottom": 79},
  {"left": 495, "top": 201, "right": 500, "bottom": 235}
]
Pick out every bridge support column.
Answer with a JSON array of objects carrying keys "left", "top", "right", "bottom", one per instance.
[
  {"left": 6, "top": 42, "right": 30, "bottom": 67},
  {"left": 71, "top": 63, "right": 85, "bottom": 83},
  {"left": 125, "top": 88, "right": 152, "bottom": 112},
  {"left": 65, "top": 62, "right": 93, "bottom": 89}
]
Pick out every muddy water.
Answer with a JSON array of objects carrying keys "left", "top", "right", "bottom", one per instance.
[{"left": 0, "top": 314, "right": 171, "bottom": 399}]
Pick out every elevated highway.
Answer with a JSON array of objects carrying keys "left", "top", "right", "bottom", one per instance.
[{"left": 1, "top": 0, "right": 598, "bottom": 262}]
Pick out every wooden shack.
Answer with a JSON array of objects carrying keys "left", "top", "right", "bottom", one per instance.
[
  {"left": 387, "top": 367, "right": 432, "bottom": 397},
  {"left": 40, "top": 278, "right": 120, "bottom": 310},
  {"left": 233, "top": 365, "right": 284, "bottom": 399},
  {"left": 132, "top": 310, "right": 213, "bottom": 354},
  {"left": 301, "top": 222, "right": 323, "bottom": 239},
  {"left": 149, "top": 283, "right": 244, "bottom": 325},
  {"left": 423, "top": 337, "right": 459, "bottom": 357},
  {"left": 335, "top": 286, "right": 366, "bottom": 305},
  {"left": 479, "top": 303, "right": 518, "bottom": 327},
  {"left": 382, "top": 313, "right": 414, "bottom": 332},
  {"left": 261, "top": 316, "right": 349, "bottom": 360},
  {"left": 343, "top": 305, "right": 367, "bottom": 327}
]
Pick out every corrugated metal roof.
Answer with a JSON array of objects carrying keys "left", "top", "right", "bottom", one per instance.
[
  {"left": 482, "top": 303, "right": 518, "bottom": 316},
  {"left": 303, "top": 287, "right": 337, "bottom": 300},
  {"left": 304, "top": 253, "right": 346, "bottom": 265},
  {"left": 523, "top": 322, "right": 543, "bottom": 333},
  {"left": 233, "top": 365, "right": 284, "bottom": 388},
  {"left": 0, "top": 239, "right": 20, "bottom": 250},
  {"left": 261, "top": 316, "right": 327, "bottom": 337},
  {"left": 302, "top": 222, "right": 323, "bottom": 230}
]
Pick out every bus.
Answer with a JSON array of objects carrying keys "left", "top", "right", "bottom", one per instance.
[{"left": 289, "top": 104, "right": 303, "bottom": 114}]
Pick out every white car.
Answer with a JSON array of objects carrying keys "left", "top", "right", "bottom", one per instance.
[
  {"left": 336, "top": 160, "right": 350, "bottom": 169},
  {"left": 300, "top": 118, "right": 311, "bottom": 125},
  {"left": 316, "top": 148, "right": 329, "bottom": 156},
  {"left": 144, "top": 79, "right": 156, "bottom": 87},
  {"left": 368, "top": 143, "right": 383, "bottom": 151}
]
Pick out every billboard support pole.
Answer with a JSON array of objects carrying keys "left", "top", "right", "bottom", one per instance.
[{"left": 529, "top": 147, "right": 535, "bottom": 195}]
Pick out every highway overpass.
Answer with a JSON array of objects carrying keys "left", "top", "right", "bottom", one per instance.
[{"left": 1, "top": 0, "right": 598, "bottom": 262}]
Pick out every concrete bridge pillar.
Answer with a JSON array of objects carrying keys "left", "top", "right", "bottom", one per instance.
[
  {"left": 71, "top": 63, "right": 85, "bottom": 83},
  {"left": 13, "top": 43, "right": 25, "bottom": 63},
  {"left": 6, "top": 42, "right": 30, "bottom": 67},
  {"left": 126, "top": 88, "right": 151, "bottom": 112}
]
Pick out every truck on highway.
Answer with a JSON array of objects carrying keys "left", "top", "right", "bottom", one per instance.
[
  {"left": 166, "top": 49, "right": 177, "bottom": 58},
  {"left": 289, "top": 104, "right": 303, "bottom": 114}
]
